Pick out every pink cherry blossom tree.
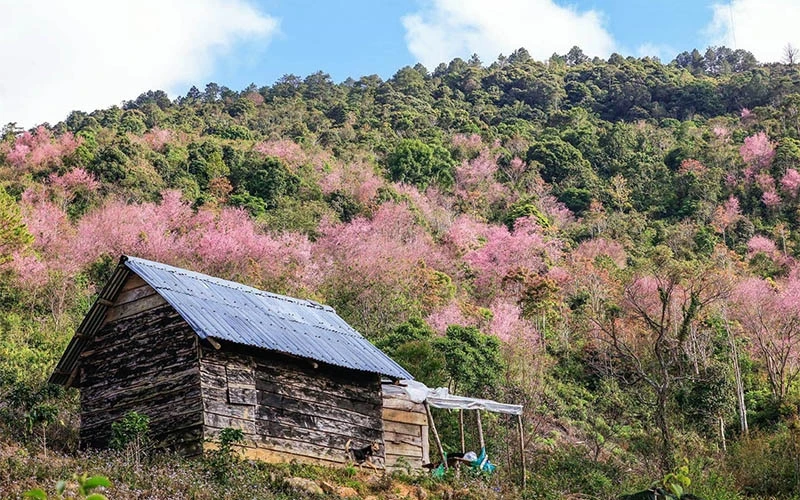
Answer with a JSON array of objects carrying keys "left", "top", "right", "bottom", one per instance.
[
  {"left": 732, "top": 275, "right": 800, "bottom": 403},
  {"left": 6, "top": 126, "right": 80, "bottom": 174},
  {"left": 740, "top": 132, "right": 775, "bottom": 180},
  {"left": 781, "top": 168, "right": 800, "bottom": 197}
]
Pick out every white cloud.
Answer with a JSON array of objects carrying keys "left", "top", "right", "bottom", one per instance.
[
  {"left": 706, "top": 0, "right": 800, "bottom": 62},
  {"left": 402, "top": 0, "right": 616, "bottom": 69},
  {"left": 0, "top": 0, "right": 278, "bottom": 127},
  {"left": 636, "top": 43, "right": 677, "bottom": 62}
]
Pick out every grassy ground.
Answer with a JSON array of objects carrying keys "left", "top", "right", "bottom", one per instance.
[{"left": 1, "top": 439, "right": 527, "bottom": 500}]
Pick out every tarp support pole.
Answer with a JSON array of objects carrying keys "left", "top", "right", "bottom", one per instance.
[
  {"left": 517, "top": 414, "right": 526, "bottom": 489},
  {"left": 477, "top": 410, "right": 485, "bottom": 450},
  {"left": 459, "top": 410, "right": 465, "bottom": 453},
  {"left": 425, "top": 402, "right": 447, "bottom": 469}
]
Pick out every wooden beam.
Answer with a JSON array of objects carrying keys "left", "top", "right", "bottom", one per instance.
[
  {"left": 517, "top": 414, "right": 526, "bottom": 490},
  {"left": 65, "top": 366, "right": 80, "bottom": 389},
  {"left": 424, "top": 402, "right": 447, "bottom": 469}
]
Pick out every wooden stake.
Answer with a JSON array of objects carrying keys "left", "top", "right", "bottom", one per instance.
[
  {"left": 459, "top": 410, "right": 465, "bottom": 453},
  {"left": 517, "top": 414, "right": 527, "bottom": 489},
  {"left": 477, "top": 410, "right": 485, "bottom": 450},
  {"left": 424, "top": 402, "right": 447, "bottom": 469}
]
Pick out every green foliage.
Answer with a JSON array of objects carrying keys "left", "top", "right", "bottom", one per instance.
[
  {"left": 119, "top": 110, "right": 147, "bottom": 135},
  {"left": 110, "top": 411, "right": 150, "bottom": 451},
  {"left": 387, "top": 139, "right": 455, "bottom": 189},
  {"left": 187, "top": 140, "right": 229, "bottom": 189},
  {"left": 438, "top": 325, "right": 503, "bottom": 396},
  {"left": 377, "top": 318, "right": 448, "bottom": 387},
  {"left": 0, "top": 186, "right": 33, "bottom": 264},
  {"left": 8, "top": 45, "right": 800, "bottom": 500},
  {"left": 658, "top": 460, "right": 692, "bottom": 498},
  {"left": 526, "top": 446, "right": 621, "bottom": 499},
  {"left": 109, "top": 410, "right": 150, "bottom": 469},
  {"left": 205, "top": 427, "right": 245, "bottom": 484},
  {"left": 527, "top": 139, "right": 596, "bottom": 191},
  {"left": 557, "top": 187, "right": 593, "bottom": 215},
  {"left": 503, "top": 200, "right": 550, "bottom": 230},
  {"left": 25, "top": 474, "right": 111, "bottom": 500},
  {"left": 229, "top": 154, "right": 300, "bottom": 209}
]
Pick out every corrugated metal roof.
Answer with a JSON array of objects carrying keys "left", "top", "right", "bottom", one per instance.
[{"left": 57, "top": 255, "right": 411, "bottom": 381}]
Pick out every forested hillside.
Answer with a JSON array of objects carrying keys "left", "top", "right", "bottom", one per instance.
[{"left": 3, "top": 46, "right": 800, "bottom": 498}]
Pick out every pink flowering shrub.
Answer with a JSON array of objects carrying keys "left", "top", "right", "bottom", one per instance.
[
  {"left": 732, "top": 275, "right": 800, "bottom": 400},
  {"left": 426, "top": 301, "right": 478, "bottom": 335},
  {"left": 712, "top": 196, "right": 741, "bottom": 234},
  {"left": 712, "top": 125, "right": 730, "bottom": 140},
  {"left": 755, "top": 173, "right": 776, "bottom": 192},
  {"left": 454, "top": 151, "right": 511, "bottom": 216},
  {"left": 15, "top": 190, "right": 314, "bottom": 296},
  {"left": 254, "top": 140, "right": 307, "bottom": 167},
  {"left": 451, "top": 133, "right": 483, "bottom": 159},
  {"left": 313, "top": 202, "right": 447, "bottom": 330},
  {"left": 140, "top": 127, "right": 173, "bottom": 152},
  {"left": 319, "top": 160, "right": 384, "bottom": 204},
  {"left": 762, "top": 190, "right": 781, "bottom": 208},
  {"left": 781, "top": 169, "right": 800, "bottom": 197},
  {"left": 462, "top": 216, "right": 560, "bottom": 295},
  {"left": 394, "top": 184, "right": 454, "bottom": 237},
  {"left": 747, "top": 235, "right": 777, "bottom": 257},
  {"left": 740, "top": 132, "right": 775, "bottom": 179},
  {"left": 6, "top": 126, "right": 80, "bottom": 173},
  {"left": 488, "top": 297, "right": 540, "bottom": 344}
]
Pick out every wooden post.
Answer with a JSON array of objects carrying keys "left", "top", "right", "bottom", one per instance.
[
  {"left": 424, "top": 402, "right": 447, "bottom": 469},
  {"left": 459, "top": 410, "right": 465, "bottom": 453},
  {"left": 719, "top": 415, "right": 727, "bottom": 452},
  {"left": 477, "top": 410, "right": 485, "bottom": 450},
  {"left": 517, "top": 414, "right": 527, "bottom": 489}
]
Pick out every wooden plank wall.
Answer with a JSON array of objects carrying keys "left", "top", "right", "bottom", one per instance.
[
  {"left": 382, "top": 391, "right": 429, "bottom": 470},
  {"left": 200, "top": 346, "right": 386, "bottom": 467},
  {"left": 79, "top": 276, "right": 204, "bottom": 456}
]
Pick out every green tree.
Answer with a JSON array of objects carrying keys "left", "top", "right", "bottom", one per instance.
[
  {"left": 387, "top": 139, "right": 455, "bottom": 189},
  {"left": 377, "top": 318, "right": 447, "bottom": 387},
  {"left": 0, "top": 187, "right": 32, "bottom": 264},
  {"left": 437, "top": 325, "right": 503, "bottom": 396}
]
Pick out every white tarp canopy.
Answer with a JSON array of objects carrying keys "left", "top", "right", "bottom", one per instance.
[{"left": 383, "top": 380, "right": 523, "bottom": 416}]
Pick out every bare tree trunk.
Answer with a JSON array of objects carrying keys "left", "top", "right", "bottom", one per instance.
[
  {"left": 727, "top": 317, "right": 749, "bottom": 435},
  {"left": 719, "top": 415, "right": 727, "bottom": 452},
  {"left": 656, "top": 388, "right": 674, "bottom": 472}
]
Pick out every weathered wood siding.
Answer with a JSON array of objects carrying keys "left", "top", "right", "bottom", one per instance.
[
  {"left": 382, "top": 389, "right": 429, "bottom": 470},
  {"left": 200, "top": 345, "right": 385, "bottom": 467},
  {"left": 79, "top": 276, "right": 203, "bottom": 455}
]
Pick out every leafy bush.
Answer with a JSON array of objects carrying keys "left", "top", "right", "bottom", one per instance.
[
  {"left": 205, "top": 427, "right": 245, "bottom": 484},
  {"left": 25, "top": 474, "right": 111, "bottom": 500},
  {"left": 110, "top": 411, "right": 150, "bottom": 468}
]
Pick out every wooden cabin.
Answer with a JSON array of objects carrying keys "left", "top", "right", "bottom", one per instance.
[{"left": 50, "top": 256, "right": 413, "bottom": 466}]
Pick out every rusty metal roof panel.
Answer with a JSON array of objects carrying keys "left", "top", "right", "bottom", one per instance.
[{"left": 123, "top": 256, "right": 412, "bottom": 380}]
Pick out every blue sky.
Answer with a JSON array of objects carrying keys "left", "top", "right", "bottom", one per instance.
[
  {"left": 212, "top": 0, "right": 715, "bottom": 91},
  {"left": 2, "top": 0, "right": 800, "bottom": 126}
]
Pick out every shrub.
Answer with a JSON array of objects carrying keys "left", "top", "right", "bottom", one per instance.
[
  {"left": 110, "top": 411, "right": 150, "bottom": 469},
  {"left": 205, "top": 427, "right": 245, "bottom": 484}
]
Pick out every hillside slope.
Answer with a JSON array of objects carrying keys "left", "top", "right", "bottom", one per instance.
[{"left": 2, "top": 46, "right": 800, "bottom": 498}]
